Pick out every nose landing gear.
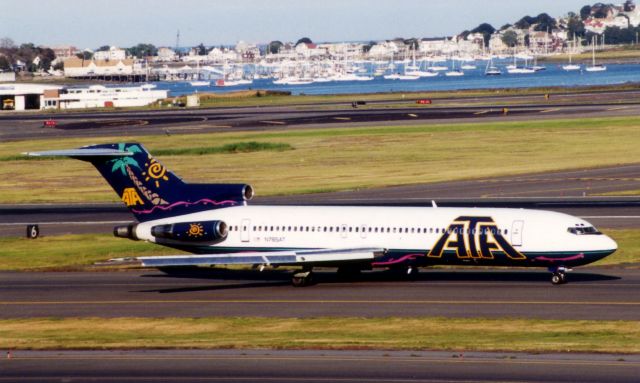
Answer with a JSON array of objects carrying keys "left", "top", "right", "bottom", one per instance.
[{"left": 550, "top": 266, "right": 571, "bottom": 285}]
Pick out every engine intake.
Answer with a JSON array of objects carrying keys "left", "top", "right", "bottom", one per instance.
[{"left": 151, "top": 220, "right": 228, "bottom": 242}]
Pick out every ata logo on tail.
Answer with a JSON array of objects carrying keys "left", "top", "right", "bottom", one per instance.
[
  {"left": 428, "top": 216, "right": 525, "bottom": 260},
  {"left": 122, "top": 187, "right": 144, "bottom": 206}
]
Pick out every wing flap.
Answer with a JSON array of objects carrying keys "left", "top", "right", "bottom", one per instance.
[{"left": 136, "top": 247, "right": 382, "bottom": 268}]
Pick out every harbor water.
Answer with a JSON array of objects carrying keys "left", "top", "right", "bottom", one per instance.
[{"left": 153, "top": 61, "right": 640, "bottom": 97}]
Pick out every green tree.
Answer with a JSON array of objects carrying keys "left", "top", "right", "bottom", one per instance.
[
  {"left": 295, "top": 37, "right": 312, "bottom": 46},
  {"left": 126, "top": 43, "right": 158, "bottom": 58},
  {"left": 592, "top": 4, "right": 611, "bottom": 19},
  {"left": 533, "top": 13, "right": 557, "bottom": 31},
  {"left": 470, "top": 23, "right": 495, "bottom": 47},
  {"left": 603, "top": 26, "right": 636, "bottom": 44},
  {"left": 501, "top": 30, "right": 518, "bottom": 47},
  {"left": 76, "top": 50, "right": 93, "bottom": 60},
  {"left": 362, "top": 41, "right": 376, "bottom": 53},
  {"left": 96, "top": 45, "right": 110, "bottom": 52},
  {"left": 580, "top": 5, "right": 592, "bottom": 20},
  {"left": 0, "top": 55, "right": 11, "bottom": 71},
  {"left": 38, "top": 47, "right": 56, "bottom": 69},
  {"left": 267, "top": 40, "right": 283, "bottom": 54},
  {"left": 403, "top": 38, "right": 419, "bottom": 50},
  {"left": 0, "top": 37, "right": 15, "bottom": 49},
  {"left": 624, "top": 0, "right": 635, "bottom": 12},
  {"left": 196, "top": 43, "right": 206, "bottom": 56},
  {"left": 515, "top": 16, "right": 536, "bottom": 29},
  {"left": 567, "top": 14, "right": 586, "bottom": 38}
]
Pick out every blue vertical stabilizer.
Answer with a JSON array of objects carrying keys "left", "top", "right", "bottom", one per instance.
[{"left": 26, "top": 143, "right": 253, "bottom": 221}]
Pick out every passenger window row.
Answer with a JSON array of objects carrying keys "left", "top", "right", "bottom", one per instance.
[{"left": 228, "top": 225, "right": 508, "bottom": 235}]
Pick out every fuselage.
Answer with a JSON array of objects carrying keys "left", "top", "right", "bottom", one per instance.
[{"left": 133, "top": 205, "right": 617, "bottom": 269}]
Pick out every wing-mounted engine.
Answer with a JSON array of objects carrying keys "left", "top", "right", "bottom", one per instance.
[{"left": 151, "top": 220, "right": 228, "bottom": 243}]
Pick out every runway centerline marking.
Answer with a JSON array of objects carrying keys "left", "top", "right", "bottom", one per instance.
[
  {"left": 260, "top": 120, "right": 286, "bottom": 125},
  {"left": 473, "top": 110, "right": 490, "bottom": 115},
  {"left": 607, "top": 106, "right": 628, "bottom": 111},
  {"left": 539, "top": 108, "right": 560, "bottom": 114},
  {"left": 1, "top": 300, "right": 638, "bottom": 306}
]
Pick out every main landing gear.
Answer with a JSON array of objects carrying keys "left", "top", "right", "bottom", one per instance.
[
  {"left": 550, "top": 266, "right": 571, "bottom": 285},
  {"left": 292, "top": 267, "right": 314, "bottom": 287}
]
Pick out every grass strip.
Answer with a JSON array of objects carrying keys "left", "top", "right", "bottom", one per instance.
[
  {"left": 0, "top": 317, "right": 638, "bottom": 353},
  {"left": 153, "top": 142, "right": 292, "bottom": 156},
  {"left": 3, "top": 116, "right": 640, "bottom": 202},
  {"left": 0, "top": 229, "right": 636, "bottom": 271},
  {"left": 0, "top": 234, "right": 175, "bottom": 271}
]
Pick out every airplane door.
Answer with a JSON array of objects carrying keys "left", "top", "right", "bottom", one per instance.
[
  {"left": 241, "top": 219, "right": 251, "bottom": 242},
  {"left": 511, "top": 220, "right": 524, "bottom": 247}
]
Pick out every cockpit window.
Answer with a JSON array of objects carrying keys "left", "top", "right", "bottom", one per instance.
[{"left": 568, "top": 226, "right": 601, "bottom": 235}]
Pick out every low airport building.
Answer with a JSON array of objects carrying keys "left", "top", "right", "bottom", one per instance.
[
  {"left": 0, "top": 83, "right": 63, "bottom": 111},
  {"left": 0, "top": 83, "right": 167, "bottom": 111}
]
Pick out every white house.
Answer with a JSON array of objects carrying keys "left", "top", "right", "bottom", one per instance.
[
  {"left": 294, "top": 43, "right": 326, "bottom": 58},
  {"left": 155, "top": 47, "right": 177, "bottom": 62},
  {"left": 64, "top": 57, "right": 134, "bottom": 77},
  {"left": 93, "top": 46, "right": 127, "bottom": 61}
]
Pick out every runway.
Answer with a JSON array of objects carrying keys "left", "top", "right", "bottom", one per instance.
[
  {"left": 3, "top": 88, "right": 640, "bottom": 141},
  {"left": 2, "top": 163, "right": 639, "bottom": 237},
  {"left": 2, "top": 349, "right": 639, "bottom": 383},
  {"left": 1, "top": 268, "right": 638, "bottom": 320}
]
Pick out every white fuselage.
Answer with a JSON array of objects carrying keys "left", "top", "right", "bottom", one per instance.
[{"left": 133, "top": 205, "right": 617, "bottom": 268}]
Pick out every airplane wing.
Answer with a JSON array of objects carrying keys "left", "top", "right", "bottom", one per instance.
[{"left": 135, "top": 247, "right": 384, "bottom": 268}]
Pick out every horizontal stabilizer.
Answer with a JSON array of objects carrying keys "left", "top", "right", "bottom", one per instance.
[
  {"left": 24, "top": 148, "right": 133, "bottom": 158},
  {"left": 137, "top": 247, "right": 383, "bottom": 267}
]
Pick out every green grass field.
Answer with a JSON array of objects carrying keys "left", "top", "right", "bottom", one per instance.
[
  {"left": 0, "top": 234, "right": 176, "bottom": 270},
  {"left": 2, "top": 116, "right": 640, "bottom": 203},
  {"left": 1, "top": 317, "right": 639, "bottom": 352}
]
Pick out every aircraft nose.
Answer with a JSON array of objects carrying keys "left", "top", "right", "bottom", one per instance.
[{"left": 600, "top": 234, "right": 618, "bottom": 253}]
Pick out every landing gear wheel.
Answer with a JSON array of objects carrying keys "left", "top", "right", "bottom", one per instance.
[
  {"left": 407, "top": 265, "right": 419, "bottom": 279},
  {"left": 551, "top": 273, "right": 567, "bottom": 285},
  {"left": 292, "top": 271, "right": 314, "bottom": 287}
]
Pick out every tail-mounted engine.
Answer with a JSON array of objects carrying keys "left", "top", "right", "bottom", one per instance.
[{"left": 150, "top": 220, "right": 228, "bottom": 242}]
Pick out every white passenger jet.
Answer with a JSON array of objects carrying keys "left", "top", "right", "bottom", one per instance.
[{"left": 28, "top": 143, "right": 617, "bottom": 286}]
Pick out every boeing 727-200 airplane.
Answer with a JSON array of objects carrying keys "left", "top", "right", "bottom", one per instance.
[{"left": 27, "top": 143, "right": 617, "bottom": 286}]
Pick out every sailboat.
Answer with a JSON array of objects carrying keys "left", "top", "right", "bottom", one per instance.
[
  {"left": 563, "top": 37, "right": 581, "bottom": 71},
  {"left": 585, "top": 36, "right": 606, "bottom": 72},
  {"left": 405, "top": 49, "right": 438, "bottom": 77},
  {"left": 484, "top": 57, "right": 501, "bottom": 76},
  {"left": 189, "top": 61, "right": 210, "bottom": 86},
  {"left": 445, "top": 56, "right": 464, "bottom": 77}
]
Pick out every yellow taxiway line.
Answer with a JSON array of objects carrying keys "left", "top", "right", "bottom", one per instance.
[{"left": 0, "top": 299, "right": 638, "bottom": 306}]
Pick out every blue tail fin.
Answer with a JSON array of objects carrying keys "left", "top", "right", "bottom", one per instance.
[{"left": 28, "top": 143, "right": 253, "bottom": 222}]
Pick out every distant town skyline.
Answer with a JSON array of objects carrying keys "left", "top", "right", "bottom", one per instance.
[{"left": 3, "top": 0, "right": 592, "bottom": 48}]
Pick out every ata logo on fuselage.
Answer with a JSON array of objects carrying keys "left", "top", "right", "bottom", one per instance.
[
  {"left": 121, "top": 187, "right": 144, "bottom": 206},
  {"left": 428, "top": 216, "right": 525, "bottom": 260}
]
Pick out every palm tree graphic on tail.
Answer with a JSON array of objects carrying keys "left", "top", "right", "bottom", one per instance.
[{"left": 110, "top": 143, "right": 168, "bottom": 206}]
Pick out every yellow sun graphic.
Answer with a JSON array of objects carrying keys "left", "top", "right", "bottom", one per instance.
[
  {"left": 187, "top": 223, "right": 204, "bottom": 237},
  {"left": 142, "top": 157, "right": 169, "bottom": 188}
]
